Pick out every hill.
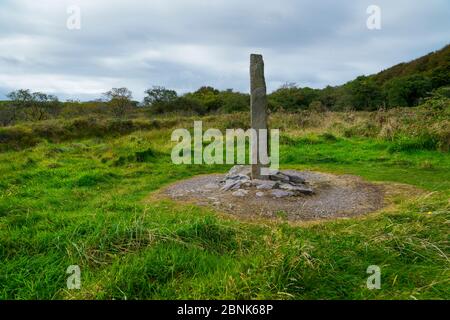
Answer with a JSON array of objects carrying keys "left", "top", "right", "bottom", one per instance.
[
  {"left": 372, "top": 44, "right": 450, "bottom": 85},
  {"left": 268, "top": 44, "right": 449, "bottom": 112}
]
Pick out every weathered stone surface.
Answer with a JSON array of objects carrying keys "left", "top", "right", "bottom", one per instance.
[
  {"left": 278, "top": 183, "right": 296, "bottom": 191},
  {"left": 297, "top": 186, "right": 314, "bottom": 195},
  {"left": 256, "top": 191, "right": 265, "bottom": 197},
  {"left": 250, "top": 179, "right": 271, "bottom": 186},
  {"left": 256, "top": 181, "right": 279, "bottom": 190},
  {"left": 232, "top": 189, "right": 248, "bottom": 197},
  {"left": 279, "top": 183, "right": 314, "bottom": 194},
  {"left": 285, "top": 173, "right": 306, "bottom": 184},
  {"left": 269, "top": 172, "right": 290, "bottom": 183},
  {"left": 271, "top": 190, "right": 293, "bottom": 198},
  {"left": 221, "top": 180, "right": 242, "bottom": 191},
  {"left": 250, "top": 54, "right": 268, "bottom": 180},
  {"left": 219, "top": 166, "right": 313, "bottom": 196},
  {"left": 225, "top": 165, "right": 251, "bottom": 178},
  {"left": 242, "top": 181, "right": 252, "bottom": 188},
  {"left": 237, "top": 174, "right": 250, "bottom": 180}
]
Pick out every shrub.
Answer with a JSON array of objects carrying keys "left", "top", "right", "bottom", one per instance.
[
  {"left": 0, "top": 126, "right": 41, "bottom": 151},
  {"left": 135, "top": 148, "right": 157, "bottom": 162},
  {"left": 319, "top": 132, "right": 338, "bottom": 142},
  {"left": 388, "top": 135, "right": 439, "bottom": 153},
  {"left": 343, "top": 122, "right": 379, "bottom": 138}
]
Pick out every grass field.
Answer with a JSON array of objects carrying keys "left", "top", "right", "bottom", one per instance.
[{"left": 0, "top": 110, "right": 449, "bottom": 299}]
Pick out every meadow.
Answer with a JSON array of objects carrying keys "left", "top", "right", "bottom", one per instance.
[{"left": 0, "top": 105, "right": 449, "bottom": 299}]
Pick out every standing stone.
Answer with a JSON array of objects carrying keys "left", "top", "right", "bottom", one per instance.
[{"left": 250, "top": 54, "right": 268, "bottom": 179}]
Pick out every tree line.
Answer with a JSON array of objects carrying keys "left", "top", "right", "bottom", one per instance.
[
  {"left": 1, "top": 44, "right": 448, "bottom": 126},
  {"left": 0, "top": 86, "right": 250, "bottom": 126}
]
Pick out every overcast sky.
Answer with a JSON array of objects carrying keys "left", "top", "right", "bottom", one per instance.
[{"left": 0, "top": 0, "right": 449, "bottom": 101}]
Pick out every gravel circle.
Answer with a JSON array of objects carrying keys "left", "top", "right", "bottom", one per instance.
[{"left": 161, "top": 170, "right": 385, "bottom": 221}]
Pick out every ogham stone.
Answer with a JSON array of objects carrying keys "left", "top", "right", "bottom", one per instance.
[
  {"left": 250, "top": 54, "right": 269, "bottom": 179},
  {"left": 217, "top": 55, "right": 314, "bottom": 197}
]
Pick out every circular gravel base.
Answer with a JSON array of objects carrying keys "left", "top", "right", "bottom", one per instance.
[{"left": 160, "top": 170, "right": 387, "bottom": 221}]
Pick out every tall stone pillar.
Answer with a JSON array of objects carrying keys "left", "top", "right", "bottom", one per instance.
[{"left": 250, "top": 54, "right": 268, "bottom": 179}]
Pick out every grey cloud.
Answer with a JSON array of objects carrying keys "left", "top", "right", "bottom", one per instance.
[{"left": 0, "top": 0, "right": 449, "bottom": 100}]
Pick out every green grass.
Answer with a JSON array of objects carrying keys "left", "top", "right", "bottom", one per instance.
[
  {"left": 281, "top": 136, "right": 450, "bottom": 191},
  {"left": 0, "top": 122, "right": 449, "bottom": 300}
]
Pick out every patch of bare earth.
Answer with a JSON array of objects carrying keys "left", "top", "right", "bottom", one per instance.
[{"left": 154, "top": 170, "right": 421, "bottom": 221}]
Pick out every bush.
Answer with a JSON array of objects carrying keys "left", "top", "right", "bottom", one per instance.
[
  {"left": 0, "top": 118, "right": 164, "bottom": 151},
  {"left": 135, "top": 148, "right": 157, "bottom": 162},
  {"left": 388, "top": 135, "right": 439, "bottom": 153},
  {"left": 150, "top": 97, "right": 205, "bottom": 115},
  {"left": 0, "top": 126, "right": 41, "bottom": 151},
  {"left": 343, "top": 122, "right": 379, "bottom": 138},
  {"left": 319, "top": 132, "right": 338, "bottom": 142},
  {"left": 268, "top": 84, "right": 319, "bottom": 111}
]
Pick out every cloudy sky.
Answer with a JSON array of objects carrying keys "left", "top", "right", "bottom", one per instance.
[{"left": 0, "top": 0, "right": 449, "bottom": 101}]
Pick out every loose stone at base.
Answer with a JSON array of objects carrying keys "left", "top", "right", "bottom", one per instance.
[
  {"left": 232, "top": 189, "right": 249, "bottom": 197},
  {"left": 279, "top": 183, "right": 314, "bottom": 194},
  {"left": 219, "top": 165, "right": 314, "bottom": 197},
  {"left": 271, "top": 190, "right": 294, "bottom": 198},
  {"left": 255, "top": 180, "right": 279, "bottom": 190}
]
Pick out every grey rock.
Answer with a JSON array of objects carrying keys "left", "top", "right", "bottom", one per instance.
[
  {"left": 296, "top": 186, "right": 314, "bottom": 195},
  {"left": 250, "top": 179, "right": 267, "bottom": 186},
  {"left": 232, "top": 189, "right": 248, "bottom": 197},
  {"left": 256, "top": 192, "right": 265, "bottom": 197},
  {"left": 225, "top": 165, "right": 251, "bottom": 180},
  {"left": 250, "top": 54, "right": 268, "bottom": 180},
  {"left": 242, "top": 181, "right": 252, "bottom": 188},
  {"left": 226, "top": 174, "right": 249, "bottom": 181},
  {"left": 256, "top": 181, "right": 279, "bottom": 190},
  {"left": 269, "top": 172, "right": 290, "bottom": 183},
  {"left": 285, "top": 173, "right": 306, "bottom": 184},
  {"left": 279, "top": 183, "right": 314, "bottom": 195},
  {"left": 271, "top": 189, "right": 294, "bottom": 198},
  {"left": 221, "top": 180, "right": 242, "bottom": 191},
  {"left": 230, "top": 181, "right": 243, "bottom": 190},
  {"left": 278, "top": 183, "right": 295, "bottom": 190}
]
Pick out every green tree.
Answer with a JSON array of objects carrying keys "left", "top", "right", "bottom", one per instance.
[
  {"left": 346, "top": 76, "right": 383, "bottom": 110},
  {"left": 269, "top": 83, "right": 318, "bottom": 111},
  {"left": 429, "top": 65, "right": 450, "bottom": 89},
  {"left": 384, "top": 75, "right": 432, "bottom": 107},
  {"left": 103, "top": 87, "right": 133, "bottom": 117},
  {"left": 6, "top": 89, "right": 33, "bottom": 121},
  {"left": 218, "top": 90, "right": 249, "bottom": 113},
  {"left": 143, "top": 86, "right": 178, "bottom": 106},
  {"left": 6, "top": 89, "right": 61, "bottom": 121},
  {"left": 185, "top": 86, "right": 222, "bottom": 113}
]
